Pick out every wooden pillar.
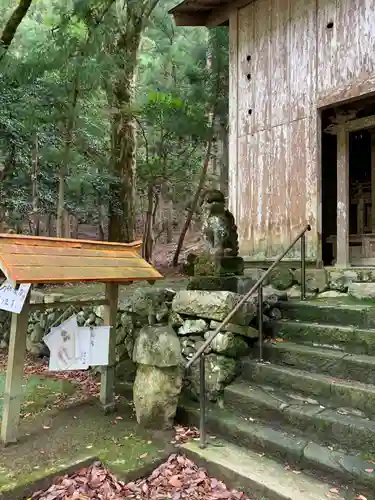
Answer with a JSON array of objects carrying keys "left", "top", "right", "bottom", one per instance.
[
  {"left": 100, "top": 283, "right": 119, "bottom": 412},
  {"left": 1, "top": 293, "right": 30, "bottom": 444},
  {"left": 336, "top": 126, "right": 350, "bottom": 267},
  {"left": 371, "top": 131, "right": 375, "bottom": 233}
]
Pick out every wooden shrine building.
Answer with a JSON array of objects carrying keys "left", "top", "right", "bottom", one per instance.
[
  {"left": 171, "top": 0, "right": 375, "bottom": 268},
  {"left": 0, "top": 234, "right": 162, "bottom": 444}
]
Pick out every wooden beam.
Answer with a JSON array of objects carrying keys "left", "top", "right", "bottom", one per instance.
[
  {"left": 325, "top": 114, "right": 375, "bottom": 135},
  {"left": 29, "top": 298, "right": 109, "bottom": 312},
  {"left": 172, "top": 11, "right": 208, "bottom": 26},
  {"left": 372, "top": 132, "right": 375, "bottom": 233},
  {"left": 100, "top": 283, "right": 119, "bottom": 412},
  {"left": 318, "top": 74, "right": 375, "bottom": 109},
  {"left": 336, "top": 126, "right": 350, "bottom": 267},
  {"left": 206, "top": 0, "right": 253, "bottom": 27},
  {"left": 1, "top": 293, "right": 30, "bottom": 444}
]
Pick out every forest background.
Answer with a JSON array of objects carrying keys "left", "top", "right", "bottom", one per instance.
[{"left": 0, "top": 0, "right": 229, "bottom": 268}]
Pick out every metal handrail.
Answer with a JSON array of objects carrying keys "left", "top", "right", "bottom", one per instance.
[{"left": 186, "top": 223, "right": 311, "bottom": 448}]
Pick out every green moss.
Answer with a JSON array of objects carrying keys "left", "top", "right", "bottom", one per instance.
[
  {"left": 0, "top": 374, "right": 76, "bottom": 417},
  {"left": 0, "top": 399, "right": 170, "bottom": 496}
]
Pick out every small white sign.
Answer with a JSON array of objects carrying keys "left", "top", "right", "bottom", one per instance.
[
  {"left": 88, "top": 326, "right": 110, "bottom": 366},
  {"left": 0, "top": 280, "right": 31, "bottom": 314}
]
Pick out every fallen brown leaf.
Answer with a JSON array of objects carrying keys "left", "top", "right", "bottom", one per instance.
[{"left": 30, "top": 455, "right": 250, "bottom": 499}]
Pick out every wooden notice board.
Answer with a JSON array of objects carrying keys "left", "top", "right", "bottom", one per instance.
[{"left": 0, "top": 234, "right": 163, "bottom": 444}]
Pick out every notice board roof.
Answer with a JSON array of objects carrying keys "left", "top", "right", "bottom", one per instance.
[{"left": 0, "top": 234, "right": 163, "bottom": 284}]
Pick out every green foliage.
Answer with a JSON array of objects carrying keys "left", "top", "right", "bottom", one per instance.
[{"left": 0, "top": 0, "right": 228, "bottom": 236}]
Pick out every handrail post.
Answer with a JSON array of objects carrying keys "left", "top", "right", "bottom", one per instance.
[
  {"left": 199, "top": 353, "right": 206, "bottom": 449},
  {"left": 301, "top": 233, "right": 306, "bottom": 301},
  {"left": 258, "top": 285, "right": 263, "bottom": 362}
]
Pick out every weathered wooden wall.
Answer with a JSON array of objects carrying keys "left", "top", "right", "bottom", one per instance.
[{"left": 229, "top": 0, "right": 375, "bottom": 261}]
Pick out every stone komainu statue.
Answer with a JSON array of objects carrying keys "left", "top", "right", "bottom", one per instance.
[{"left": 200, "top": 189, "right": 239, "bottom": 258}]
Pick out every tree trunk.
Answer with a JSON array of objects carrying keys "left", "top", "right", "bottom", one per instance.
[
  {"left": 107, "top": 1, "right": 160, "bottom": 243},
  {"left": 71, "top": 215, "right": 79, "bottom": 239},
  {"left": 107, "top": 43, "right": 138, "bottom": 243},
  {"left": 142, "top": 182, "right": 154, "bottom": 262},
  {"left": 98, "top": 199, "right": 106, "bottom": 241},
  {"left": 31, "top": 133, "right": 40, "bottom": 236},
  {"left": 46, "top": 214, "right": 53, "bottom": 236},
  {"left": 0, "top": 0, "right": 33, "bottom": 62},
  {"left": 166, "top": 199, "right": 173, "bottom": 244},
  {"left": 172, "top": 126, "right": 216, "bottom": 267},
  {"left": 56, "top": 76, "right": 79, "bottom": 238}
]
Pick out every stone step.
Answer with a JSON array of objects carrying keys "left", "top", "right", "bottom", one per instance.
[
  {"left": 255, "top": 341, "right": 375, "bottom": 385},
  {"left": 275, "top": 320, "right": 375, "bottom": 355},
  {"left": 241, "top": 360, "right": 375, "bottom": 418},
  {"left": 224, "top": 381, "right": 375, "bottom": 456},
  {"left": 278, "top": 300, "right": 375, "bottom": 328},
  {"left": 177, "top": 402, "right": 375, "bottom": 492},
  {"left": 181, "top": 439, "right": 346, "bottom": 500}
]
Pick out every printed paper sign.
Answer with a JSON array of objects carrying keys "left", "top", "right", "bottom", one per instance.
[
  {"left": 43, "top": 315, "right": 110, "bottom": 371},
  {"left": 88, "top": 326, "right": 110, "bottom": 366},
  {"left": 0, "top": 280, "right": 31, "bottom": 314},
  {"left": 44, "top": 315, "right": 89, "bottom": 371}
]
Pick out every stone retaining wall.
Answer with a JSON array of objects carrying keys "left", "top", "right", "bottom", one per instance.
[
  {"left": 246, "top": 267, "right": 375, "bottom": 300},
  {"left": 0, "top": 286, "right": 280, "bottom": 403}
]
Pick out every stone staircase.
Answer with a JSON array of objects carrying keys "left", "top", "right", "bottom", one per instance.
[{"left": 178, "top": 297, "right": 375, "bottom": 499}]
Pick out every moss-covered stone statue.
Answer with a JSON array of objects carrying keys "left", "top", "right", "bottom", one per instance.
[
  {"left": 201, "top": 189, "right": 239, "bottom": 259},
  {"left": 185, "top": 189, "right": 249, "bottom": 292}
]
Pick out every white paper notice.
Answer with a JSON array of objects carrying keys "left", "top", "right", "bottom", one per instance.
[
  {"left": 43, "top": 315, "right": 90, "bottom": 371},
  {"left": 88, "top": 326, "right": 110, "bottom": 366},
  {"left": 0, "top": 280, "right": 31, "bottom": 314}
]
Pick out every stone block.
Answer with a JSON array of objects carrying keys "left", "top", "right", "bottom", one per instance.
[
  {"left": 178, "top": 319, "right": 208, "bottom": 335},
  {"left": 187, "top": 276, "right": 256, "bottom": 294},
  {"left": 133, "top": 364, "right": 182, "bottom": 429},
  {"left": 244, "top": 267, "right": 268, "bottom": 283},
  {"left": 185, "top": 353, "right": 238, "bottom": 401},
  {"left": 204, "top": 331, "right": 249, "bottom": 358},
  {"left": 348, "top": 282, "right": 375, "bottom": 300},
  {"left": 133, "top": 324, "right": 182, "bottom": 367},
  {"left": 172, "top": 290, "right": 256, "bottom": 325},
  {"left": 294, "top": 268, "right": 328, "bottom": 293},
  {"left": 327, "top": 269, "right": 358, "bottom": 292},
  {"left": 210, "top": 320, "right": 258, "bottom": 338},
  {"left": 268, "top": 268, "right": 294, "bottom": 290}
]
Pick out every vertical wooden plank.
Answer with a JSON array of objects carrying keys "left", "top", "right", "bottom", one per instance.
[
  {"left": 1, "top": 293, "right": 30, "bottom": 444},
  {"left": 336, "top": 126, "right": 350, "bottom": 267},
  {"left": 228, "top": 9, "right": 239, "bottom": 222},
  {"left": 270, "top": 124, "right": 289, "bottom": 252},
  {"left": 371, "top": 132, "right": 375, "bottom": 233},
  {"left": 237, "top": 135, "right": 248, "bottom": 248},
  {"left": 100, "top": 283, "right": 119, "bottom": 411},
  {"left": 358, "top": 0, "right": 375, "bottom": 76},
  {"left": 252, "top": 0, "right": 271, "bottom": 133},
  {"left": 237, "top": 3, "right": 254, "bottom": 139},
  {"left": 306, "top": 112, "right": 319, "bottom": 261},
  {"left": 289, "top": 0, "right": 317, "bottom": 121},
  {"left": 317, "top": 0, "right": 338, "bottom": 93},
  {"left": 336, "top": 0, "right": 358, "bottom": 87},
  {"left": 289, "top": 118, "right": 307, "bottom": 235},
  {"left": 270, "top": 0, "right": 289, "bottom": 127}
]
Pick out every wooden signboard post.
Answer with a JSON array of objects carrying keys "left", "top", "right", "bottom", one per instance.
[{"left": 0, "top": 234, "right": 163, "bottom": 445}]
